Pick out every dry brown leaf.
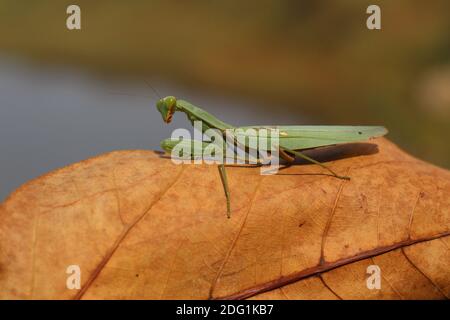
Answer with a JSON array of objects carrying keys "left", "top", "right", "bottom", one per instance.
[{"left": 0, "top": 138, "right": 449, "bottom": 299}]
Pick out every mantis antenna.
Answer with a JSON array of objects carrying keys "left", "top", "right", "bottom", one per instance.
[{"left": 144, "top": 79, "right": 162, "bottom": 100}]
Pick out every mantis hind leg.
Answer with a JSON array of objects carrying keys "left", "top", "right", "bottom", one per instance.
[
  {"left": 217, "top": 163, "right": 231, "bottom": 218},
  {"left": 279, "top": 148, "right": 295, "bottom": 163},
  {"left": 282, "top": 147, "right": 350, "bottom": 180}
]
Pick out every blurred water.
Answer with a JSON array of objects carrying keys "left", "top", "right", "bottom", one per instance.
[{"left": 0, "top": 56, "right": 307, "bottom": 201}]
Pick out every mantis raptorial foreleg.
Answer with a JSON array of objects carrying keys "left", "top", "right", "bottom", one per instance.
[
  {"left": 217, "top": 163, "right": 231, "bottom": 218},
  {"left": 282, "top": 147, "right": 350, "bottom": 180}
]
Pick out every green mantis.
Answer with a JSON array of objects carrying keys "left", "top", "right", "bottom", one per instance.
[{"left": 157, "top": 96, "right": 388, "bottom": 218}]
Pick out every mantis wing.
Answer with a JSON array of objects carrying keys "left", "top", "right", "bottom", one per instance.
[{"left": 234, "top": 125, "right": 388, "bottom": 150}]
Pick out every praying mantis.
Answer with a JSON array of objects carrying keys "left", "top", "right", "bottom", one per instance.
[{"left": 156, "top": 96, "right": 388, "bottom": 218}]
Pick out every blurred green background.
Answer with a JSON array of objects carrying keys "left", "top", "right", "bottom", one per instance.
[{"left": 0, "top": 0, "right": 449, "bottom": 170}]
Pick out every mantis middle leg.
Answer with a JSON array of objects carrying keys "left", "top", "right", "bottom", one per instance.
[{"left": 217, "top": 163, "right": 231, "bottom": 218}]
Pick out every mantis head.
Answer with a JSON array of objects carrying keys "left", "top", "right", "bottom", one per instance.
[{"left": 156, "top": 96, "right": 177, "bottom": 123}]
